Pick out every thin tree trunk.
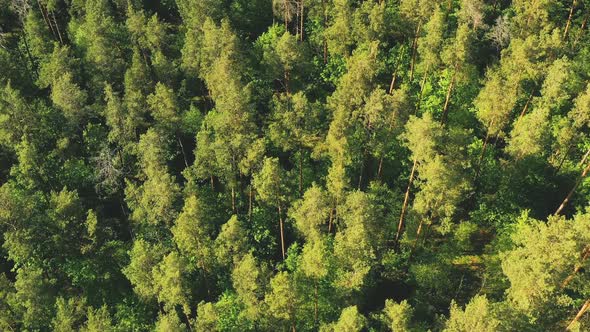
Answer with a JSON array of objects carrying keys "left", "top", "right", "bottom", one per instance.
[
  {"left": 475, "top": 123, "right": 493, "bottom": 180},
  {"left": 36, "top": 0, "right": 56, "bottom": 39},
  {"left": 573, "top": 11, "right": 590, "bottom": 47},
  {"left": 556, "top": 142, "right": 575, "bottom": 174},
  {"left": 249, "top": 186, "right": 253, "bottom": 220},
  {"left": 409, "top": 22, "right": 422, "bottom": 82},
  {"left": 21, "top": 31, "right": 38, "bottom": 77},
  {"left": 564, "top": 0, "right": 577, "bottom": 40},
  {"left": 279, "top": 203, "right": 286, "bottom": 259},
  {"left": 299, "top": 148, "right": 303, "bottom": 195},
  {"left": 441, "top": 70, "right": 456, "bottom": 124},
  {"left": 519, "top": 92, "right": 534, "bottom": 120},
  {"left": 395, "top": 157, "right": 418, "bottom": 249},
  {"left": 50, "top": 10, "right": 63, "bottom": 44},
  {"left": 388, "top": 47, "right": 404, "bottom": 94},
  {"left": 566, "top": 300, "right": 590, "bottom": 331},
  {"left": 177, "top": 136, "right": 189, "bottom": 168},
  {"left": 416, "top": 69, "right": 429, "bottom": 113},
  {"left": 314, "top": 280, "right": 318, "bottom": 325},
  {"left": 409, "top": 218, "right": 425, "bottom": 258},
  {"left": 300, "top": 0, "right": 304, "bottom": 41},
  {"left": 389, "top": 71, "right": 398, "bottom": 94},
  {"left": 555, "top": 158, "right": 590, "bottom": 215},
  {"left": 323, "top": 0, "right": 327, "bottom": 64},
  {"left": 231, "top": 186, "right": 236, "bottom": 213},
  {"left": 328, "top": 206, "right": 334, "bottom": 233},
  {"left": 562, "top": 246, "right": 590, "bottom": 289},
  {"left": 377, "top": 156, "right": 384, "bottom": 179},
  {"left": 284, "top": 0, "right": 289, "bottom": 31},
  {"left": 184, "top": 311, "right": 193, "bottom": 331},
  {"left": 579, "top": 148, "right": 590, "bottom": 166}
]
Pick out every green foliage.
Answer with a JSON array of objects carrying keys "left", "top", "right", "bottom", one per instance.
[
  {"left": 1, "top": 1, "right": 589, "bottom": 331},
  {"left": 444, "top": 295, "right": 499, "bottom": 332}
]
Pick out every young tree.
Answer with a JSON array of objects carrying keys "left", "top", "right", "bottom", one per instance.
[
  {"left": 125, "top": 129, "right": 181, "bottom": 226},
  {"left": 264, "top": 271, "right": 300, "bottom": 331},
  {"left": 443, "top": 295, "right": 499, "bottom": 332},
  {"left": 383, "top": 299, "right": 413, "bottom": 332},
  {"left": 172, "top": 195, "right": 215, "bottom": 273},
  {"left": 253, "top": 157, "right": 288, "bottom": 259}
]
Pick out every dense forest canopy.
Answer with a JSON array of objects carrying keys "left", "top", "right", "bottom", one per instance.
[{"left": 0, "top": 0, "right": 589, "bottom": 331}]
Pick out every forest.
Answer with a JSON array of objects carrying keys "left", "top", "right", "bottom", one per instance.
[{"left": 0, "top": 0, "right": 589, "bottom": 331}]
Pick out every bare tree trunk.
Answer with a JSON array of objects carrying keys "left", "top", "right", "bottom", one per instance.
[
  {"left": 50, "top": 10, "right": 63, "bottom": 44},
  {"left": 475, "top": 123, "right": 493, "bottom": 180},
  {"left": 21, "top": 31, "right": 38, "bottom": 77},
  {"left": 328, "top": 207, "right": 334, "bottom": 233},
  {"left": 409, "top": 22, "right": 422, "bottom": 82},
  {"left": 519, "top": 92, "right": 534, "bottom": 120},
  {"left": 409, "top": 218, "right": 425, "bottom": 259},
  {"left": 377, "top": 156, "right": 384, "bottom": 179},
  {"left": 177, "top": 136, "right": 189, "bottom": 168},
  {"left": 249, "top": 186, "right": 253, "bottom": 221},
  {"left": 555, "top": 158, "right": 590, "bottom": 215},
  {"left": 300, "top": 0, "right": 304, "bottom": 41},
  {"left": 579, "top": 148, "right": 590, "bottom": 166},
  {"left": 284, "top": 0, "right": 289, "bottom": 31},
  {"left": 299, "top": 147, "right": 303, "bottom": 195},
  {"left": 231, "top": 186, "right": 236, "bottom": 213},
  {"left": 323, "top": 0, "right": 327, "bottom": 64},
  {"left": 441, "top": 70, "right": 456, "bottom": 124},
  {"left": 562, "top": 246, "right": 590, "bottom": 289},
  {"left": 279, "top": 203, "right": 286, "bottom": 259},
  {"left": 394, "top": 157, "right": 418, "bottom": 249},
  {"left": 36, "top": 0, "right": 56, "bottom": 39},
  {"left": 564, "top": 0, "right": 577, "bottom": 39},
  {"left": 566, "top": 300, "right": 590, "bottom": 331},
  {"left": 314, "top": 280, "right": 318, "bottom": 325},
  {"left": 573, "top": 11, "right": 590, "bottom": 48},
  {"left": 556, "top": 142, "right": 575, "bottom": 174},
  {"left": 416, "top": 69, "right": 429, "bottom": 113}
]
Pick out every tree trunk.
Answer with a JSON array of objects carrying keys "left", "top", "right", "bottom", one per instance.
[
  {"left": 416, "top": 70, "right": 429, "bottom": 113},
  {"left": 377, "top": 156, "right": 384, "bottom": 179},
  {"left": 564, "top": 0, "right": 577, "bottom": 40},
  {"left": 566, "top": 299, "right": 590, "bottom": 331},
  {"left": 300, "top": 0, "right": 304, "bottom": 41},
  {"left": 279, "top": 203, "right": 286, "bottom": 259},
  {"left": 409, "top": 22, "right": 422, "bottom": 82},
  {"left": 475, "top": 124, "right": 493, "bottom": 180},
  {"left": 328, "top": 206, "right": 334, "bottom": 233},
  {"left": 389, "top": 71, "right": 398, "bottom": 95},
  {"left": 555, "top": 158, "right": 590, "bottom": 215},
  {"left": 50, "top": 10, "right": 63, "bottom": 44},
  {"left": 323, "top": 0, "right": 327, "bottom": 64},
  {"left": 249, "top": 186, "right": 253, "bottom": 221},
  {"left": 395, "top": 157, "right": 418, "bottom": 249},
  {"left": 314, "top": 280, "right": 318, "bottom": 325},
  {"left": 231, "top": 186, "right": 236, "bottom": 213},
  {"left": 562, "top": 246, "right": 590, "bottom": 289},
  {"left": 299, "top": 148, "right": 303, "bottom": 196},
  {"left": 519, "top": 92, "right": 534, "bottom": 120},
  {"left": 579, "top": 148, "right": 590, "bottom": 166},
  {"left": 36, "top": 0, "right": 56, "bottom": 39},
  {"left": 556, "top": 142, "right": 575, "bottom": 174},
  {"left": 177, "top": 136, "right": 189, "bottom": 168},
  {"left": 441, "top": 70, "right": 456, "bottom": 124},
  {"left": 409, "top": 218, "right": 425, "bottom": 259},
  {"left": 573, "top": 11, "right": 590, "bottom": 48},
  {"left": 284, "top": 0, "right": 289, "bottom": 31},
  {"left": 21, "top": 31, "right": 38, "bottom": 77}
]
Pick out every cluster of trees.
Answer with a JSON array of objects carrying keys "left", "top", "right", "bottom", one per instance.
[{"left": 0, "top": 0, "right": 589, "bottom": 330}]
